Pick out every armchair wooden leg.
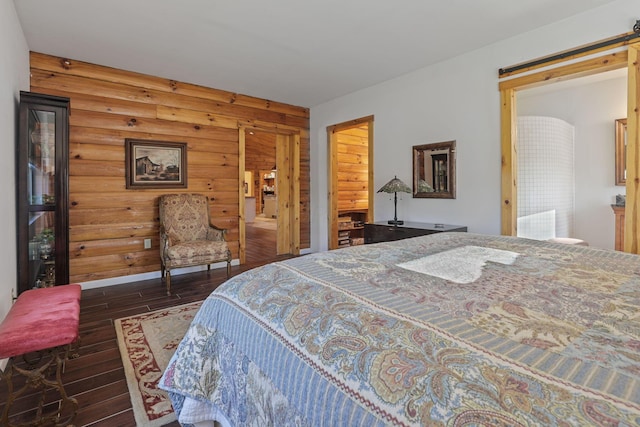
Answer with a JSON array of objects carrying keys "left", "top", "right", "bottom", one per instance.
[
  {"left": 166, "top": 271, "right": 171, "bottom": 296},
  {"left": 226, "top": 260, "right": 231, "bottom": 278}
]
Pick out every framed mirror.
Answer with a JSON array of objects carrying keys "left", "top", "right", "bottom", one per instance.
[
  {"left": 615, "top": 118, "right": 627, "bottom": 186},
  {"left": 412, "top": 140, "right": 456, "bottom": 198}
]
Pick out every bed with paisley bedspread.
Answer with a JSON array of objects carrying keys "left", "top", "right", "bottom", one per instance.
[{"left": 160, "top": 232, "right": 640, "bottom": 426}]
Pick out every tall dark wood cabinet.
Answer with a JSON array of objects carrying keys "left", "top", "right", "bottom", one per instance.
[{"left": 16, "top": 92, "right": 70, "bottom": 294}]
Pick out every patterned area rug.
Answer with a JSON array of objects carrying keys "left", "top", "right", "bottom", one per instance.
[{"left": 115, "top": 301, "right": 202, "bottom": 426}]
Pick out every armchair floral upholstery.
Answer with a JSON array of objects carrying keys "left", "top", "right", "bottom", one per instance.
[{"left": 159, "top": 194, "right": 231, "bottom": 295}]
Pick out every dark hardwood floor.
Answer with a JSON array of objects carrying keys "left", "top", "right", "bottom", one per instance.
[
  {"left": 245, "top": 221, "right": 277, "bottom": 263},
  {"left": 2, "top": 224, "right": 282, "bottom": 426}
]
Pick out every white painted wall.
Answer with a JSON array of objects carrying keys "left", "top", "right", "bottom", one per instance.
[
  {"left": 0, "top": 0, "right": 29, "bottom": 334},
  {"left": 309, "top": 0, "right": 635, "bottom": 252},
  {"left": 518, "top": 74, "right": 627, "bottom": 249}
]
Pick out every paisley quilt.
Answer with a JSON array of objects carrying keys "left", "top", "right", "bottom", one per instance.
[{"left": 160, "top": 232, "right": 640, "bottom": 426}]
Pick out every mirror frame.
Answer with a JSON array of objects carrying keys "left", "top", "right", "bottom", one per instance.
[
  {"left": 615, "top": 118, "right": 627, "bottom": 186},
  {"left": 412, "top": 140, "right": 456, "bottom": 199}
]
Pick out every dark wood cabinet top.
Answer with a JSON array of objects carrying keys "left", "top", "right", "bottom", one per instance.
[
  {"left": 368, "top": 221, "right": 467, "bottom": 232},
  {"left": 364, "top": 221, "right": 467, "bottom": 244}
]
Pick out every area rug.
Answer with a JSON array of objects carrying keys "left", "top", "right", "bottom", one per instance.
[{"left": 115, "top": 301, "right": 202, "bottom": 427}]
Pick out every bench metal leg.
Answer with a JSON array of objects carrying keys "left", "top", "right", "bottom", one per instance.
[{"left": 1, "top": 344, "right": 78, "bottom": 427}]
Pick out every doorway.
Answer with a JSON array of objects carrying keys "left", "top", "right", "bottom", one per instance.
[
  {"left": 499, "top": 40, "right": 640, "bottom": 253},
  {"left": 245, "top": 130, "right": 278, "bottom": 263},
  {"left": 327, "top": 116, "right": 374, "bottom": 250},
  {"left": 515, "top": 72, "right": 627, "bottom": 249},
  {"left": 239, "top": 127, "right": 300, "bottom": 264}
]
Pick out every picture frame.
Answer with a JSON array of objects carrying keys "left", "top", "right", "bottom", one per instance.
[
  {"left": 125, "top": 139, "right": 187, "bottom": 189},
  {"left": 412, "top": 140, "right": 456, "bottom": 199}
]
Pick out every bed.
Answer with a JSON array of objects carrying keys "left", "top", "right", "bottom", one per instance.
[{"left": 160, "top": 232, "right": 640, "bottom": 426}]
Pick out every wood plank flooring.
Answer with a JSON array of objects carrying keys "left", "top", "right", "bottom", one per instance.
[
  {"left": 245, "top": 221, "right": 277, "bottom": 263},
  {"left": 1, "top": 225, "right": 282, "bottom": 426}
]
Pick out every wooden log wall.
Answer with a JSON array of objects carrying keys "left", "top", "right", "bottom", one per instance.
[
  {"left": 29, "top": 52, "right": 310, "bottom": 284},
  {"left": 337, "top": 125, "right": 369, "bottom": 212}
]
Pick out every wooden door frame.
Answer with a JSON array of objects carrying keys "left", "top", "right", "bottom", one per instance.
[
  {"left": 238, "top": 126, "right": 301, "bottom": 263},
  {"left": 499, "top": 42, "right": 640, "bottom": 253},
  {"left": 327, "top": 116, "right": 374, "bottom": 249},
  {"left": 275, "top": 133, "right": 301, "bottom": 255}
]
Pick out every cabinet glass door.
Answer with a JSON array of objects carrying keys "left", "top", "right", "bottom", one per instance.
[
  {"left": 28, "top": 211, "right": 56, "bottom": 288},
  {"left": 29, "top": 111, "right": 56, "bottom": 206},
  {"left": 27, "top": 109, "right": 58, "bottom": 289},
  {"left": 18, "top": 92, "right": 69, "bottom": 294}
]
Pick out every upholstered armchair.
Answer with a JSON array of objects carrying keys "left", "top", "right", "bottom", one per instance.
[{"left": 159, "top": 194, "right": 231, "bottom": 295}]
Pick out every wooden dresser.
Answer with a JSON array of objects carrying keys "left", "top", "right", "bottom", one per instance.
[
  {"left": 612, "top": 204, "right": 625, "bottom": 251},
  {"left": 364, "top": 221, "right": 467, "bottom": 244}
]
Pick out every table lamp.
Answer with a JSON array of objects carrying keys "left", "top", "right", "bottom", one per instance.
[{"left": 377, "top": 176, "right": 412, "bottom": 225}]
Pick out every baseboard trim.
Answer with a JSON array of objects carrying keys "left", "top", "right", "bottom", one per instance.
[{"left": 79, "top": 259, "right": 240, "bottom": 290}]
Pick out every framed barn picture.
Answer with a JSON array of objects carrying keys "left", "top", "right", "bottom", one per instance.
[{"left": 125, "top": 139, "right": 187, "bottom": 189}]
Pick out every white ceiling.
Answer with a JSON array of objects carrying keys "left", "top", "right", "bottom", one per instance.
[{"left": 14, "top": 0, "right": 619, "bottom": 108}]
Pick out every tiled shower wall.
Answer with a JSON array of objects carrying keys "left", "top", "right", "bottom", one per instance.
[{"left": 517, "top": 116, "right": 575, "bottom": 240}]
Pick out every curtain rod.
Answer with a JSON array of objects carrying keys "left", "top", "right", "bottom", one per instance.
[{"left": 499, "top": 20, "right": 640, "bottom": 76}]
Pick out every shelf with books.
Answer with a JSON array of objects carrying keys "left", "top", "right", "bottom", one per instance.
[{"left": 336, "top": 210, "right": 367, "bottom": 248}]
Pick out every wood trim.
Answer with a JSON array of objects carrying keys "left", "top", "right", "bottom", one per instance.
[
  {"left": 368, "top": 121, "right": 375, "bottom": 222},
  {"left": 498, "top": 30, "right": 638, "bottom": 79},
  {"left": 625, "top": 44, "right": 640, "bottom": 253},
  {"left": 244, "top": 121, "right": 307, "bottom": 136},
  {"left": 328, "top": 129, "right": 339, "bottom": 249},
  {"left": 276, "top": 134, "right": 290, "bottom": 255},
  {"left": 238, "top": 128, "right": 246, "bottom": 264},
  {"left": 499, "top": 51, "right": 628, "bottom": 91},
  {"left": 291, "top": 134, "right": 301, "bottom": 254},
  {"left": 500, "top": 88, "right": 517, "bottom": 236}
]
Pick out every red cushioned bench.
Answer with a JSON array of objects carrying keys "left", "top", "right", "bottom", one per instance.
[{"left": 0, "top": 284, "right": 81, "bottom": 426}]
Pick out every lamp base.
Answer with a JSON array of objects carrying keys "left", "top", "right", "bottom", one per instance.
[{"left": 388, "top": 220, "right": 404, "bottom": 225}]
